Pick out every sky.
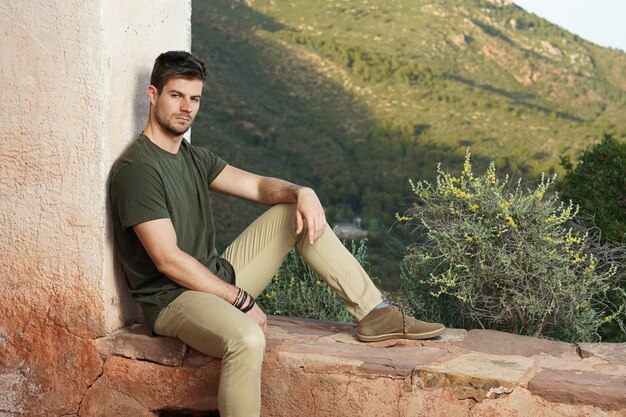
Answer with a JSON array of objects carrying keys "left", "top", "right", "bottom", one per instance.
[{"left": 513, "top": 0, "right": 626, "bottom": 52}]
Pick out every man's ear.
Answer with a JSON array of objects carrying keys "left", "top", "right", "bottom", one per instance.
[{"left": 147, "top": 85, "right": 158, "bottom": 104}]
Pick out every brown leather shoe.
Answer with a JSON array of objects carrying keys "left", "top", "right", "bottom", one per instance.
[{"left": 357, "top": 305, "right": 445, "bottom": 342}]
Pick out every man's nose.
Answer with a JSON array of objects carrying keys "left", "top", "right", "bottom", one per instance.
[{"left": 180, "top": 99, "right": 193, "bottom": 112}]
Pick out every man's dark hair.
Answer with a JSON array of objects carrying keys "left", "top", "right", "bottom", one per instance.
[{"left": 150, "top": 50, "right": 207, "bottom": 93}]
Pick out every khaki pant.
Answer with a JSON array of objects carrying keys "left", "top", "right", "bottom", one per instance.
[{"left": 154, "top": 203, "right": 382, "bottom": 417}]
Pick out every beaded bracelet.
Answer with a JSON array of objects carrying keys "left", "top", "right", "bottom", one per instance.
[
  {"left": 233, "top": 287, "right": 256, "bottom": 313},
  {"left": 240, "top": 296, "right": 256, "bottom": 313}
]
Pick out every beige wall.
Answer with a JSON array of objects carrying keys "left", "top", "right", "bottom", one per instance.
[
  {"left": 0, "top": 1, "right": 191, "bottom": 414},
  {"left": 101, "top": 0, "right": 192, "bottom": 331}
]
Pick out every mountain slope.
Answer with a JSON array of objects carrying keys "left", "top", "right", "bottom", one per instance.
[{"left": 190, "top": 0, "right": 626, "bottom": 282}]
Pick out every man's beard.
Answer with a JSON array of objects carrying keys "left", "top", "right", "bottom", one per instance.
[{"left": 154, "top": 107, "right": 193, "bottom": 136}]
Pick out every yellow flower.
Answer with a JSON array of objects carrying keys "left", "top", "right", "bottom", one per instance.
[
  {"left": 471, "top": 204, "right": 479, "bottom": 212},
  {"left": 486, "top": 162, "right": 497, "bottom": 185},
  {"left": 572, "top": 253, "right": 584, "bottom": 264},
  {"left": 500, "top": 201, "right": 511, "bottom": 211},
  {"left": 534, "top": 189, "right": 545, "bottom": 200},
  {"left": 586, "top": 255, "right": 597, "bottom": 272},
  {"left": 315, "top": 280, "right": 321, "bottom": 286},
  {"left": 461, "top": 149, "right": 473, "bottom": 179},
  {"left": 395, "top": 213, "right": 410, "bottom": 222},
  {"left": 566, "top": 236, "right": 582, "bottom": 244},
  {"left": 505, "top": 215, "right": 517, "bottom": 229}
]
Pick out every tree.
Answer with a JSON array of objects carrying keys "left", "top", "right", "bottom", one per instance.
[{"left": 559, "top": 133, "right": 626, "bottom": 243}]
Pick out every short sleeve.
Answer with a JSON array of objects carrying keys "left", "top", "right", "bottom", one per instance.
[
  {"left": 187, "top": 143, "right": 227, "bottom": 185},
  {"left": 206, "top": 152, "right": 227, "bottom": 185},
  {"left": 111, "top": 162, "right": 170, "bottom": 230}
]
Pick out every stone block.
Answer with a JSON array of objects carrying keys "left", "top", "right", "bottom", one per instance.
[
  {"left": 578, "top": 342, "right": 626, "bottom": 366},
  {"left": 76, "top": 317, "right": 626, "bottom": 416},
  {"left": 412, "top": 352, "right": 535, "bottom": 401},
  {"left": 454, "top": 329, "right": 573, "bottom": 357},
  {"left": 527, "top": 368, "right": 626, "bottom": 411},
  {"left": 94, "top": 324, "right": 187, "bottom": 366},
  {"left": 81, "top": 355, "right": 221, "bottom": 416}
]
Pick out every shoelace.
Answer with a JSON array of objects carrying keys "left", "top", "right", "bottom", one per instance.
[
  {"left": 389, "top": 304, "right": 408, "bottom": 335},
  {"left": 401, "top": 308, "right": 408, "bottom": 335}
]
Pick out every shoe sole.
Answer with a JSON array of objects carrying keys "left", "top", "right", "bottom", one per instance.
[{"left": 356, "top": 326, "right": 446, "bottom": 342}]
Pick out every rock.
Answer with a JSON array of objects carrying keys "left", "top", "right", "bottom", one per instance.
[
  {"left": 485, "top": 0, "right": 513, "bottom": 5},
  {"left": 94, "top": 324, "right": 187, "bottom": 366},
  {"left": 454, "top": 329, "right": 572, "bottom": 357},
  {"left": 541, "top": 40, "right": 564, "bottom": 57},
  {"left": 0, "top": 309, "right": 103, "bottom": 417},
  {"left": 79, "top": 378, "right": 156, "bottom": 417},
  {"left": 528, "top": 368, "right": 626, "bottom": 411},
  {"left": 80, "top": 355, "right": 221, "bottom": 417},
  {"left": 578, "top": 342, "right": 626, "bottom": 366},
  {"left": 412, "top": 352, "right": 535, "bottom": 401},
  {"left": 10, "top": 315, "right": 624, "bottom": 417}
]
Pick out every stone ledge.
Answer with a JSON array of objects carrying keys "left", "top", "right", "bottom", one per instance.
[{"left": 81, "top": 316, "right": 626, "bottom": 416}]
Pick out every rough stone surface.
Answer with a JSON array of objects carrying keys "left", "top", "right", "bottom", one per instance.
[
  {"left": 455, "top": 329, "right": 573, "bottom": 357},
  {"left": 413, "top": 352, "right": 535, "bottom": 401},
  {"left": 578, "top": 342, "right": 626, "bottom": 366},
  {"left": 527, "top": 368, "right": 626, "bottom": 412},
  {"left": 78, "top": 316, "right": 626, "bottom": 417},
  {"left": 94, "top": 323, "right": 187, "bottom": 366},
  {"left": 80, "top": 355, "right": 221, "bottom": 417},
  {"left": 0, "top": 2, "right": 191, "bottom": 416}
]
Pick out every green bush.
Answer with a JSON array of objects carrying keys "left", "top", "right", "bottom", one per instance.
[
  {"left": 559, "top": 133, "right": 626, "bottom": 243},
  {"left": 257, "top": 239, "right": 372, "bottom": 322},
  {"left": 398, "top": 149, "right": 624, "bottom": 342}
]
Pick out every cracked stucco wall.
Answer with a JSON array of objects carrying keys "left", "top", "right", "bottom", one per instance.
[{"left": 0, "top": 1, "right": 191, "bottom": 415}]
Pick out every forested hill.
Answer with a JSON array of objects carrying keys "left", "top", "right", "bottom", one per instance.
[{"left": 190, "top": 0, "right": 626, "bottom": 281}]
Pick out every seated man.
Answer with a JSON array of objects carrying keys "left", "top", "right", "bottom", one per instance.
[{"left": 109, "top": 50, "right": 444, "bottom": 417}]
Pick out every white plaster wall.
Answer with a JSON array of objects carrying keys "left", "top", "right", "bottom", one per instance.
[
  {"left": 101, "top": 1, "right": 192, "bottom": 331},
  {"left": 0, "top": 1, "right": 192, "bottom": 413},
  {"left": 0, "top": 0, "right": 192, "bottom": 338},
  {"left": 0, "top": 1, "right": 108, "bottom": 338}
]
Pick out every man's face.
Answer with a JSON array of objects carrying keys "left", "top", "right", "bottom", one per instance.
[{"left": 150, "top": 77, "right": 203, "bottom": 136}]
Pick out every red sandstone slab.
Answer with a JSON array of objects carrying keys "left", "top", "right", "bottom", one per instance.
[
  {"left": 413, "top": 352, "right": 535, "bottom": 401},
  {"left": 268, "top": 315, "right": 354, "bottom": 336},
  {"left": 94, "top": 324, "right": 187, "bottom": 366},
  {"left": 280, "top": 340, "right": 449, "bottom": 377},
  {"left": 266, "top": 315, "right": 355, "bottom": 350},
  {"left": 454, "top": 329, "right": 573, "bottom": 357},
  {"left": 527, "top": 368, "right": 626, "bottom": 411},
  {"left": 578, "top": 342, "right": 626, "bottom": 366},
  {"left": 82, "top": 317, "right": 626, "bottom": 417}
]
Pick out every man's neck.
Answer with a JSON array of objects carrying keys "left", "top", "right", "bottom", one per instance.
[{"left": 143, "top": 121, "right": 184, "bottom": 154}]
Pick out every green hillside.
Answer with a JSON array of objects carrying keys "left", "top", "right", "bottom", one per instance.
[{"left": 190, "top": 0, "right": 626, "bottom": 284}]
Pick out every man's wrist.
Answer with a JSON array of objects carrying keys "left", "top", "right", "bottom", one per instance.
[
  {"left": 295, "top": 186, "right": 313, "bottom": 199},
  {"left": 232, "top": 287, "right": 256, "bottom": 312}
]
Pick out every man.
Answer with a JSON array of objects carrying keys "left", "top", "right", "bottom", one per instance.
[{"left": 110, "top": 50, "right": 444, "bottom": 417}]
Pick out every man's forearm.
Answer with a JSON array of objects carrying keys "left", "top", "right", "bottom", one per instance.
[
  {"left": 157, "top": 249, "right": 239, "bottom": 303},
  {"left": 256, "top": 177, "right": 307, "bottom": 206}
]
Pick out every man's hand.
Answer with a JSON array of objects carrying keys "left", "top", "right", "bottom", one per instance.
[
  {"left": 247, "top": 303, "right": 268, "bottom": 332},
  {"left": 295, "top": 187, "right": 326, "bottom": 245}
]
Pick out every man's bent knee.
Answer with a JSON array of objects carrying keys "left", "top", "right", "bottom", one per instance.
[
  {"left": 223, "top": 323, "right": 266, "bottom": 360},
  {"left": 267, "top": 203, "right": 296, "bottom": 220}
]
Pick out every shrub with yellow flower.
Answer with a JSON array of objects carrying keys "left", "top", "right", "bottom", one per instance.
[{"left": 398, "top": 148, "right": 623, "bottom": 342}]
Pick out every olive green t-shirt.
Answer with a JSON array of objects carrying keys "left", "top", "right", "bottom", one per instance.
[{"left": 109, "top": 134, "right": 234, "bottom": 330}]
